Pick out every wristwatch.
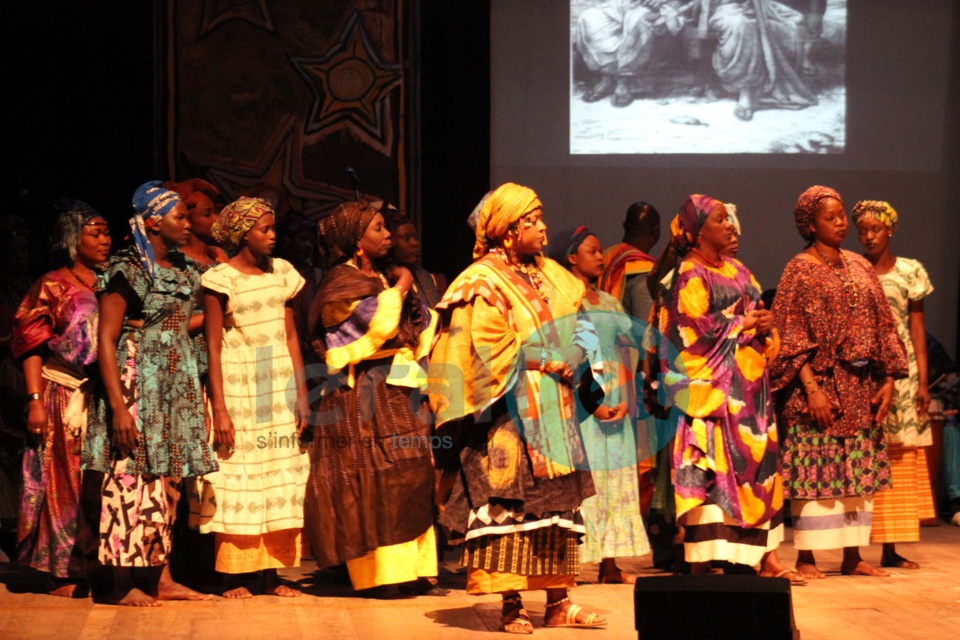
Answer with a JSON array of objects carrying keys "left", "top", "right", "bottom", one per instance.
[{"left": 27, "top": 392, "right": 41, "bottom": 403}]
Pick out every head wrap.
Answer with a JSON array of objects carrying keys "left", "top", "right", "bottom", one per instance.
[
  {"left": 548, "top": 226, "right": 595, "bottom": 267},
  {"left": 164, "top": 178, "right": 220, "bottom": 213},
  {"left": 794, "top": 185, "right": 842, "bottom": 242},
  {"left": 129, "top": 180, "right": 183, "bottom": 280},
  {"left": 52, "top": 199, "right": 104, "bottom": 264},
  {"left": 472, "top": 183, "right": 542, "bottom": 260},
  {"left": 851, "top": 200, "right": 898, "bottom": 233},
  {"left": 212, "top": 197, "right": 274, "bottom": 249},
  {"left": 669, "top": 194, "right": 722, "bottom": 255},
  {"left": 383, "top": 204, "right": 414, "bottom": 234},
  {"left": 316, "top": 200, "right": 379, "bottom": 269},
  {"left": 725, "top": 203, "right": 741, "bottom": 236}
]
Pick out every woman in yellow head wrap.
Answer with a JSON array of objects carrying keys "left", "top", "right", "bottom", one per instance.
[
  {"left": 854, "top": 200, "right": 936, "bottom": 569},
  {"left": 430, "top": 183, "right": 607, "bottom": 631}
]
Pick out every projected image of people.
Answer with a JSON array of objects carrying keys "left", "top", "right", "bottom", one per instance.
[{"left": 570, "top": 0, "right": 846, "bottom": 154}]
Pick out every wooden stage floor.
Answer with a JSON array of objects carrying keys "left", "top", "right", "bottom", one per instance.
[{"left": 2, "top": 525, "right": 958, "bottom": 640}]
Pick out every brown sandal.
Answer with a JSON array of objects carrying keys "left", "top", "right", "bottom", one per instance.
[{"left": 500, "top": 595, "right": 534, "bottom": 634}]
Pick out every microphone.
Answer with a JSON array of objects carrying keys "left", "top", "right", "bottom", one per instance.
[{"left": 345, "top": 167, "right": 362, "bottom": 202}]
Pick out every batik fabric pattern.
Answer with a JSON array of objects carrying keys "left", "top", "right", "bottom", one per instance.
[
  {"left": 771, "top": 253, "right": 908, "bottom": 501},
  {"left": 429, "top": 255, "right": 596, "bottom": 594},
  {"left": 13, "top": 271, "right": 99, "bottom": 578},
  {"left": 198, "top": 257, "right": 309, "bottom": 573},
  {"left": 659, "top": 258, "right": 782, "bottom": 563},
  {"left": 83, "top": 247, "right": 216, "bottom": 478},
  {"left": 578, "top": 290, "right": 650, "bottom": 563}
]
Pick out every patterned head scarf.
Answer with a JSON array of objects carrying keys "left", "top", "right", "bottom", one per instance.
[
  {"left": 725, "top": 203, "right": 741, "bottom": 236},
  {"left": 472, "top": 183, "right": 542, "bottom": 260},
  {"left": 548, "top": 225, "right": 595, "bottom": 267},
  {"left": 316, "top": 200, "right": 379, "bottom": 269},
  {"left": 130, "top": 180, "right": 182, "bottom": 280},
  {"left": 212, "top": 197, "right": 274, "bottom": 250},
  {"left": 851, "top": 200, "right": 898, "bottom": 234},
  {"left": 52, "top": 199, "right": 105, "bottom": 264},
  {"left": 794, "top": 185, "right": 842, "bottom": 242},
  {"left": 669, "top": 194, "right": 722, "bottom": 255}
]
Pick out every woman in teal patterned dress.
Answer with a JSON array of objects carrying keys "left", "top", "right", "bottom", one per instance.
[
  {"left": 83, "top": 181, "right": 217, "bottom": 606},
  {"left": 549, "top": 226, "right": 650, "bottom": 584}
]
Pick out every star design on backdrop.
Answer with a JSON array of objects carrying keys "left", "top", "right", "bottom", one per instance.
[
  {"left": 290, "top": 12, "right": 402, "bottom": 153},
  {"left": 198, "top": 0, "right": 275, "bottom": 38},
  {"left": 197, "top": 121, "right": 363, "bottom": 218}
]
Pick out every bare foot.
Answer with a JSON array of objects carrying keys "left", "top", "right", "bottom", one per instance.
[
  {"left": 108, "top": 587, "right": 160, "bottom": 607},
  {"left": 841, "top": 560, "right": 890, "bottom": 577},
  {"left": 264, "top": 583, "right": 301, "bottom": 597},
  {"left": 881, "top": 552, "right": 920, "bottom": 570},
  {"left": 796, "top": 562, "right": 826, "bottom": 579},
  {"left": 223, "top": 586, "right": 254, "bottom": 599},
  {"left": 155, "top": 580, "right": 213, "bottom": 601},
  {"left": 263, "top": 571, "right": 301, "bottom": 597}
]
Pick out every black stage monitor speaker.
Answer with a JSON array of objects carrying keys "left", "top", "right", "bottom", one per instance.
[{"left": 634, "top": 574, "right": 799, "bottom": 640}]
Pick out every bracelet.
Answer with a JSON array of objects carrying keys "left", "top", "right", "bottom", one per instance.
[
  {"left": 803, "top": 379, "right": 817, "bottom": 388},
  {"left": 26, "top": 392, "right": 41, "bottom": 403}
]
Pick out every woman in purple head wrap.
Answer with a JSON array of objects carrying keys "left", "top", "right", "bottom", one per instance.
[
  {"left": 771, "top": 186, "right": 908, "bottom": 579},
  {"left": 659, "top": 195, "right": 799, "bottom": 582}
]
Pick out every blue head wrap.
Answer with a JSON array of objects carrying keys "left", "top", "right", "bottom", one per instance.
[{"left": 130, "top": 180, "right": 182, "bottom": 280}]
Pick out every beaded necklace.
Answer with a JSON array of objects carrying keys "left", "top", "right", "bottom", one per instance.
[
  {"left": 70, "top": 266, "right": 96, "bottom": 291},
  {"left": 690, "top": 247, "right": 724, "bottom": 269},
  {"left": 490, "top": 247, "right": 549, "bottom": 305},
  {"left": 814, "top": 246, "right": 859, "bottom": 309}
]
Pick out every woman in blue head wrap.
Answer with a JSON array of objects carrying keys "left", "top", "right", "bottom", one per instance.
[{"left": 83, "top": 181, "right": 217, "bottom": 606}]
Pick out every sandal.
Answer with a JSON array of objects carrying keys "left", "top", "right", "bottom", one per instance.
[
  {"left": 761, "top": 568, "right": 807, "bottom": 586},
  {"left": 543, "top": 597, "right": 607, "bottom": 628},
  {"left": 500, "top": 595, "right": 533, "bottom": 634}
]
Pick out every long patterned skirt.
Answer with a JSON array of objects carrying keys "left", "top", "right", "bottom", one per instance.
[{"left": 17, "top": 381, "right": 96, "bottom": 579}]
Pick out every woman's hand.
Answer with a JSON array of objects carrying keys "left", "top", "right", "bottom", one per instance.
[
  {"left": 916, "top": 383, "right": 931, "bottom": 416},
  {"left": 872, "top": 377, "right": 895, "bottom": 425},
  {"left": 26, "top": 401, "right": 48, "bottom": 442},
  {"left": 751, "top": 301, "right": 775, "bottom": 335},
  {"left": 112, "top": 408, "right": 140, "bottom": 457},
  {"left": 594, "top": 401, "right": 628, "bottom": 422},
  {"left": 213, "top": 408, "right": 236, "bottom": 451},
  {"left": 294, "top": 395, "right": 311, "bottom": 437},
  {"left": 542, "top": 360, "right": 573, "bottom": 384},
  {"left": 806, "top": 389, "right": 834, "bottom": 429}
]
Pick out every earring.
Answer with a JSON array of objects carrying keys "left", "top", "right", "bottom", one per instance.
[
  {"left": 503, "top": 236, "right": 513, "bottom": 249},
  {"left": 356, "top": 246, "right": 364, "bottom": 258}
]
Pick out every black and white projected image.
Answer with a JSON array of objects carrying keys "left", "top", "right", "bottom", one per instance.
[{"left": 570, "top": 0, "right": 846, "bottom": 154}]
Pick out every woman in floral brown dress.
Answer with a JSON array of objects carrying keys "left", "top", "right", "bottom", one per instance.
[{"left": 771, "top": 186, "right": 907, "bottom": 579}]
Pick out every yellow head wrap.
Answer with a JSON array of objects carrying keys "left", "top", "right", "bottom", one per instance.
[
  {"left": 851, "top": 200, "right": 898, "bottom": 234},
  {"left": 472, "top": 183, "right": 542, "bottom": 260}
]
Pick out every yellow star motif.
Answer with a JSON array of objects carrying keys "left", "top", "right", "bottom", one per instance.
[{"left": 292, "top": 13, "right": 401, "bottom": 139}]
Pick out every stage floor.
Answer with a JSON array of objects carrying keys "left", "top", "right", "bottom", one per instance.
[{"left": 2, "top": 525, "right": 958, "bottom": 639}]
